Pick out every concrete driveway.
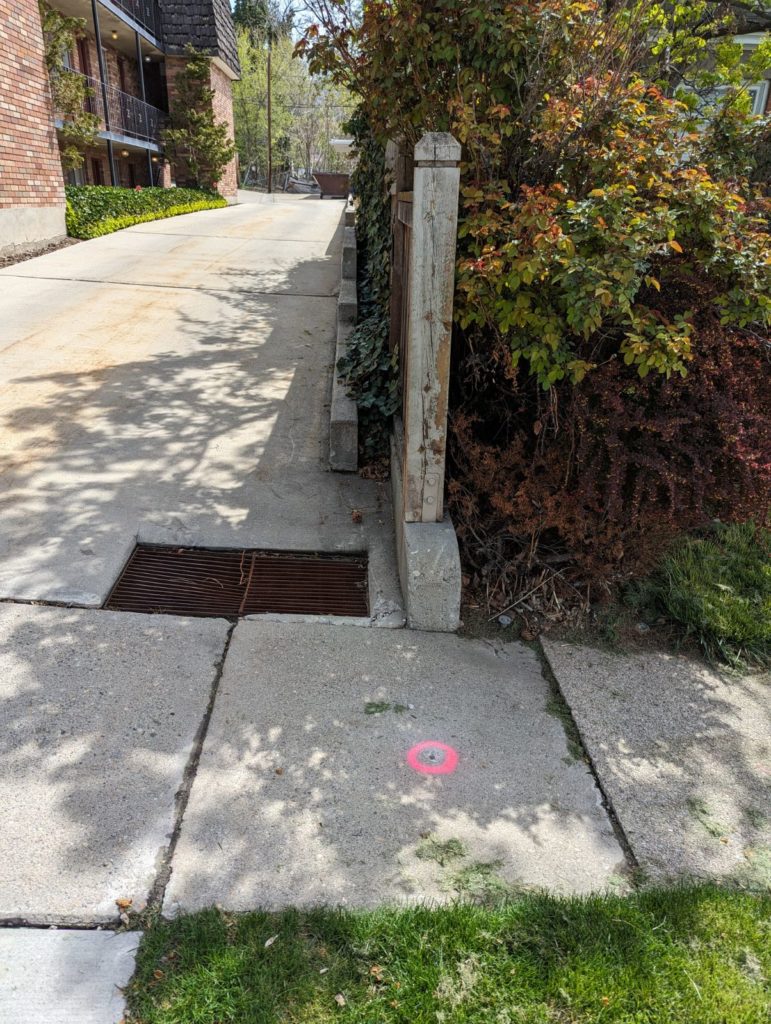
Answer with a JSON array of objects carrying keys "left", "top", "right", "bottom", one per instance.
[{"left": 0, "top": 194, "right": 400, "bottom": 617}]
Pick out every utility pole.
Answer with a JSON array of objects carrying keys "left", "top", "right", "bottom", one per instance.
[{"left": 266, "top": 36, "right": 272, "bottom": 193}]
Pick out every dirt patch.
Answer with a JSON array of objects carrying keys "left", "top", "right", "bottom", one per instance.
[
  {"left": 550, "top": 598, "right": 705, "bottom": 664},
  {"left": 0, "top": 237, "right": 79, "bottom": 269}
]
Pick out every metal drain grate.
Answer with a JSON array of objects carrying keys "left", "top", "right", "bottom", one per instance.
[{"left": 104, "top": 545, "right": 369, "bottom": 618}]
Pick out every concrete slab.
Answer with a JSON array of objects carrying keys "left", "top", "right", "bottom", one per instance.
[
  {"left": 329, "top": 324, "right": 358, "bottom": 473},
  {"left": 15, "top": 235, "right": 341, "bottom": 296},
  {"left": 329, "top": 219, "right": 359, "bottom": 473},
  {"left": 0, "top": 928, "right": 139, "bottom": 1024},
  {"left": 128, "top": 196, "right": 346, "bottom": 242},
  {"left": 164, "top": 623, "right": 625, "bottom": 913},
  {"left": 342, "top": 226, "right": 357, "bottom": 280},
  {"left": 0, "top": 198, "right": 403, "bottom": 623},
  {"left": 0, "top": 604, "right": 230, "bottom": 924},
  {"left": 338, "top": 277, "right": 357, "bottom": 324},
  {"left": 543, "top": 641, "right": 771, "bottom": 884}
]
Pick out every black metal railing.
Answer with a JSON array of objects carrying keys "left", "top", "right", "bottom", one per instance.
[
  {"left": 64, "top": 71, "right": 165, "bottom": 144},
  {"left": 106, "top": 0, "right": 162, "bottom": 39}
]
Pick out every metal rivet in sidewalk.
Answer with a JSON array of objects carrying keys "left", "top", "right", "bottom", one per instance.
[{"left": 406, "top": 741, "right": 459, "bottom": 775}]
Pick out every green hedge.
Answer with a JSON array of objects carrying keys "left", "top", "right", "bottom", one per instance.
[{"left": 65, "top": 185, "right": 227, "bottom": 239}]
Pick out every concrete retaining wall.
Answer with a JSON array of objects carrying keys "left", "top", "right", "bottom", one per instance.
[
  {"left": 329, "top": 201, "right": 359, "bottom": 472},
  {"left": 0, "top": 206, "right": 66, "bottom": 258}
]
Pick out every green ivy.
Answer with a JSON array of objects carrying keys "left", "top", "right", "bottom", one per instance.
[
  {"left": 39, "top": 1, "right": 100, "bottom": 170},
  {"left": 65, "top": 185, "right": 226, "bottom": 238},
  {"left": 337, "top": 108, "right": 399, "bottom": 461}
]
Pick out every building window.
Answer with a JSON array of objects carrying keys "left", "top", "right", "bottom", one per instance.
[
  {"left": 67, "top": 166, "right": 85, "bottom": 186},
  {"left": 76, "top": 39, "right": 91, "bottom": 77},
  {"left": 702, "top": 81, "right": 770, "bottom": 116},
  {"left": 747, "top": 81, "right": 770, "bottom": 115},
  {"left": 91, "top": 158, "right": 104, "bottom": 185}
]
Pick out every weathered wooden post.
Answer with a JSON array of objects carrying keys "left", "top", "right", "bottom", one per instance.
[
  {"left": 401, "top": 133, "right": 461, "bottom": 524},
  {"left": 390, "top": 132, "right": 462, "bottom": 631}
]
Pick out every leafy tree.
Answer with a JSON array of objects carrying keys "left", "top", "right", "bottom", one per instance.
[
  {"left": 288, "top": 75, "right": 351, "bottom": 177},
  {"left": 162, "top": 45, "right": 236, "bottom": 190},
  {"left": 233, "top": 0, "right": 293, "bottom": 41},
  {"left": 233, "top": 27, "right": 352, "bottom": 184},
  {"left": 234, "top": 30, "right": 303, "bottom": 183}
]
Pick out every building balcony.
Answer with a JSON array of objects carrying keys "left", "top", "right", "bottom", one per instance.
[
  {"left": 108, "top": 0, "right": 162, "bottom": 41},
  {"left": 62, "top": 71, "right": 166, "bottom": 147},
  {"left": 48, "top": 0, "right": 163, "bottom": 45}
]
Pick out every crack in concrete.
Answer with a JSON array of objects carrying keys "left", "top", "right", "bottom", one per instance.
[
  {"left": 0, "top": 618, "right": 237, "bottom": 932},
  {"left": 144, "top": 621, "right": 237, "bottom": 916},
  {"left": 534, "top": 640, "right": 640, "bottom": 878}
]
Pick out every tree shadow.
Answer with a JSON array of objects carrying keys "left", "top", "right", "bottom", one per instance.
[
  {"left": 543, "top": 642, "right": 771, "bottom": 887},
  {"left": 0, "top": 198, "right": 399, "bottom": 928},
  {"left": 161, "top": 629, "right": 626, "bottom": 913}
]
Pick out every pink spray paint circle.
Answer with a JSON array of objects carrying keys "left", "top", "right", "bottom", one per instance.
[{"left": 406, "top": 741, "right": 459, "bottom": 776}]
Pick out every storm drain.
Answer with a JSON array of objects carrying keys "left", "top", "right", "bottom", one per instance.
[{"left": 104, "top": 545, "right": 369, "bottom": 618}]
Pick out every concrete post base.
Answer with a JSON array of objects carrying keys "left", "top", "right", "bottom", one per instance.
[{"left": 390, "top": 423, "right": 461, "bottom": 631}]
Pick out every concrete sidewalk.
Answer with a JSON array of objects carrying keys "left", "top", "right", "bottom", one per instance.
[
  {"left": 0, "top": 929, "right": 139, "bottom": 1024},
  {"left": 543, "top": 641, "right": 771, "bottom": 886},
  {"left": 164, "top": 622, "right": 625, "bottom": 913},
  {"left": 0, "top": 603, "right": 230, "bottom": 924},
  {"left": 0, "top": 195, "right": 401, "bottom": 621},
  {"left": 0, "top": 196, "right": 409, "bottom": 1017}
]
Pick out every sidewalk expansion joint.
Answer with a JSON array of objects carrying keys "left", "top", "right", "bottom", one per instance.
[
  {"left": 0, "top": 919, "right": 118, "bottom": 931},
  {"left": 0, "top": 597, "right": 94, "bottom": 611},
  {"left": 144, "top": 621, "right": 237, "bottom": 916},
  {"left": 0, "top": 273, "right": 337, "bottom": 299},
  {"left": 533, "top": 640, "right": 640, "bottom": 877}
]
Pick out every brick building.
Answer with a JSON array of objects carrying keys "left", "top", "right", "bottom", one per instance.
[{"left": 0, "top": 0, "right": 240, "bottom": 256}]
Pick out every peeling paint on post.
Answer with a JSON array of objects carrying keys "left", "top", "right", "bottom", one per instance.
[{"left": 402, "top": 133, "right": 461, "bottom": 524}]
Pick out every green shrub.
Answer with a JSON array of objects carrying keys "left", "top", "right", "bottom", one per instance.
[
  {"left": 631, "top": 522, "right": 771, "bottom": 669},
  {"left": 301, "top": 1, "right": 771, "bottom": 608},
  {"left": 336, "top": 108, "right": 399, "bottom": 462},
  {"left": 65, "top": 185, "right": 226, "bottom": 239}
]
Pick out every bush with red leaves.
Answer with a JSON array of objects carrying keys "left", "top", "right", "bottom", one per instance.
[{"left": 448, "top": 316, "right": 770, "bottom": 605}]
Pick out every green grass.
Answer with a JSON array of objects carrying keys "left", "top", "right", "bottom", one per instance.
[
  {"left": 363, "top": 701, "right": 409, "bottom": 715},
  {"left": 126, "top": 886, "right": 770, "bottom": 1023},
  {"left": 414, "top": 835, "right": 468, "bottom": 866},
  {"left": 629, "top": 522, "right": 770, "bottom": 669},
  {"left": 65, "top": 184, "right": 226, "bottom": 239}
]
